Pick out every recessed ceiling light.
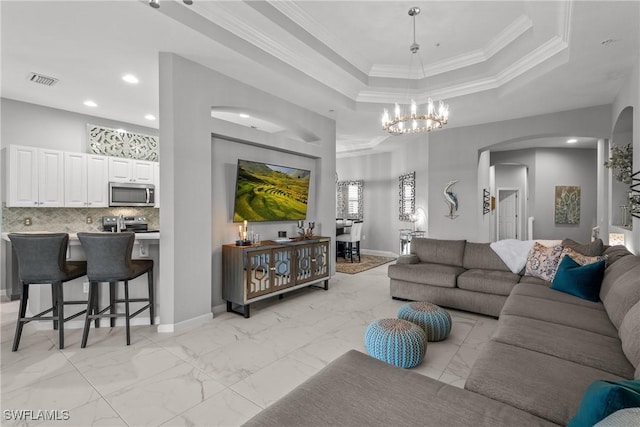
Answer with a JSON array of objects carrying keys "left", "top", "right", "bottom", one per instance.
[
  {"left": 567, "top": 138, "right": 578, "bottom": 144},
  {"left": 145, "top": 114, "right": 157, "bottom": 121},
  {"left": 239, "top": 113, "right": 250, "bottom": 118},
  {"left": 122, "top": 74, "right": 139, "bottom": 84},
  {"left": 83, "top": 100, "right": 97, "bottom": 107}
]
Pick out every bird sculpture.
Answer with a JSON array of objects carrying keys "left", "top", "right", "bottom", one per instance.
[{"left": 443, "top": 180, "right": 459, "bottom": 218}]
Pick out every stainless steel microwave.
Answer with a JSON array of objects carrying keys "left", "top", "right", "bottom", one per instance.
[{"left": 109, "top": 182, "right": 155, "bottom": 207}]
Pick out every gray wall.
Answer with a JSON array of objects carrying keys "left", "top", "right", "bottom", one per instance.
[
  {"left": 211, "top": 139, "right": 319, "bottom": 306},
  {"left": 491, "top": 147, "right": 599, "bottom": 241},
  {"left": 338, "top": 105, "right": 611, "bottom": 251},
  {"left": 428, "top": 105, "right": 611, "bottom": 243},
  {"left": 0, "top": 98, "right": 158, "bottom": 153},
  {"left": 610, "top": 58, "right": 639, "bottom": 253},
  {"left": 159, "top": 53, "right": 336, "bottom": 328},
  {"left": 336, "top": 133, "right": 429, "bottom": 256}
]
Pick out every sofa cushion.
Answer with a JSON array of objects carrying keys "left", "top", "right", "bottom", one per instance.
[
  {"left": 600, "top": 262, "right": 640, "bottom": 329},
  {"left": 550, "top": 256, "right": 605, "bottom": 302},
  {"left": 619, "top": 300, "right": 640, "bottom": 372},
  {"left": 562, "top": 238, "right": 605, "bottom": 256},
  {"left": 387, "top": 263, "right": 464, "bottom": 288},
  {"left": 411, "top": 238, "right": 466, "bottom": 267},
  {"left": 245, "top": 350, "right": 558, "bottom": 427},
  {"left": 465, "top": 341, "right": 627, "bottom": 426},
  {"left": 462, "top": 242, "right": 511, "bottom": 271},
  {"left": 525, "top": 242, "right": 564, "bottom": 281},
  {"left": 511, "top": 283, "right": 605, "bottom": 311},
  {"left": 599, "top": 255, "right": 640, "bottom": 302},
  {"left": 458, "top": 269, "right": 520, "bottom": 296},
  {"left": 567, "top": 380, "right": 640, "bottom": 427},
  {"left": 603, "top": 245, "right": 633, "bottom": 267},
  {"left": 518, "top": 275, "right": 551, "bottom": 286},
  {"left": 500, "top": 293, "right": 618, "bottom": 338},
  {"left": 493, "top": 315, "right": 635, "bottom": 378}
]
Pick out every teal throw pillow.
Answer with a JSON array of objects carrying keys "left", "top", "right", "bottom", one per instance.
[
  {"left": 551, "top": 255, "right": 605, "bottom": 302},
  {"left": 568, "top": 380, "right": 640, "bottom": 427}
]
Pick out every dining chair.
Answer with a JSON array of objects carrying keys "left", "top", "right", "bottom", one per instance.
[{"left": 336, "top": 222, "right": 363, "bottom": 262}]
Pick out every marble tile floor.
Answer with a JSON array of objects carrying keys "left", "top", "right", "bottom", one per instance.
[{"left": 0, "top": 264, "right": 498, "bottom": 427}]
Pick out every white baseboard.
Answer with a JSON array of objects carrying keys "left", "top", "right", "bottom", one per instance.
[
  {"left": 157, "top": 312, "right": 213, "bottom": 333},
  {"left": 361, "top": 249, "right": 399, "bottom": 258}
]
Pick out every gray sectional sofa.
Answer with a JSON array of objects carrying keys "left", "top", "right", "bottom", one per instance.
[
  {"left": 245, "top": 239, "right": 640, "bottom": 426},
  {"left": 388, "top": 238, "right": 523, "bottom": 317}
]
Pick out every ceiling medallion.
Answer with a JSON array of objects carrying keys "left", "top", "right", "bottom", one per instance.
[{"left": 381, "top": 7, "right": 449, "bottom": 136}]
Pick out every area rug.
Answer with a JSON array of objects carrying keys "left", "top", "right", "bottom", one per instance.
[{"left": 336, "top": 254, "right": 397, "bottom": 274}]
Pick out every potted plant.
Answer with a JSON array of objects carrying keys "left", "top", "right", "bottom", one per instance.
[{"left": 604, "top": 143, "right": 633, "bottom": 184}]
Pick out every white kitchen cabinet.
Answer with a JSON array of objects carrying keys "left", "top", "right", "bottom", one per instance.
[
  {"left": 132, "top": 160, "right": 154, "bottom": 184},
  {"left": 153, "top": 162, "right": 160, "bottom": 208},
  {"left": 7, "top": 145, "right": 63, "bottom": 207},
  {"left": 87, "top": 155, "right": 109, "bottom": 207},
  {"left": 108, "top": 157, "right": 132, "bottom": 182},
  {"left": 108, "top": 157, "right": 155, "bottom": 184},
  {"left": 64, "top": 152, "right": 87, "bottom": 207},
  {"left": 65, "top": 153, "right": 109, "bottom": 207}
]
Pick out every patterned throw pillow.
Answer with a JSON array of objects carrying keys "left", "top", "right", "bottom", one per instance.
[
  {"left": 560, "top": 247, "right": 605, "bottom": 266},
  {"left": 525, "top": 242, "right": 564, "bottom": 281}
]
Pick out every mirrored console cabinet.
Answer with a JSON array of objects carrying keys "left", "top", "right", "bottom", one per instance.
[{"left": 222, "top": 237, "right": 330, "bottom": 318}]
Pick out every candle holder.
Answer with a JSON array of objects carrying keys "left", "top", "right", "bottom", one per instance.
[{"left": 236, "top": 220, "right": 252, "bottom": 245}]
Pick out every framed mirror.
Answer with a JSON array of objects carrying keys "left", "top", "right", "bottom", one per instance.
[
  {"left": 337, "top": 180, "right": 363, "bottom": 220},
  {"left": 399, "top": 172, "right": 415, "bottom": 221}
]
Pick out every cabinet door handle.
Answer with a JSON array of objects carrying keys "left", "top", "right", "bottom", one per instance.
[
  {"left": 270, "top": 267, "right": 276, "bottom": 271},
  {"left": 34, "top": 201, "right": 38, "bottom": 205}
]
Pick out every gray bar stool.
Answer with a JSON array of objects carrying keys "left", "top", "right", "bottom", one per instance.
[
  {"left": 77, "top": 232, "right": 154, "bottom": 347},
  {"left": 8, "top": 233, "right": 87, "bottom": 351}
]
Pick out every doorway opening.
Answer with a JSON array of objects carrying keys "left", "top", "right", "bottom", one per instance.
[{"left": 497, "top": 188, "right": 521, "bottom": 240}]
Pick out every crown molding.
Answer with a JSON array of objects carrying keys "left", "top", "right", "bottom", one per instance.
[
  {"left": 370, "top": 14, "right": 533, "bottom": 79},
  {"left": 267, "top": 0, "right": 372, "bottom": 75},
  {"left": 357, "top": 35, "right": 568, "bottom": 104}
]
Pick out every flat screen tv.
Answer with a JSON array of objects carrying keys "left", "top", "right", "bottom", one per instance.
[{"left": 233, "top": 159, "right": 310, "bottom": 222}]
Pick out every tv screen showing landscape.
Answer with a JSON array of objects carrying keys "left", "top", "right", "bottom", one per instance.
[{"left": 233, "top": 159, "right": 310, "bottom": 222}]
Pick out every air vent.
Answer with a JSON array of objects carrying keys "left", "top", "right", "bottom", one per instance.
[{"left": 27, "top": 72, "right": 58, "bottom": 86}]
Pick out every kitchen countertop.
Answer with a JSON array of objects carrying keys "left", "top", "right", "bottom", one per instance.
[{"left": 2, "top": 231, "right": 160, "bottom": 242}]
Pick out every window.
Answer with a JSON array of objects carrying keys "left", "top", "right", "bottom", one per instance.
[
  {"left": 337, "top": 180, "right": 363, "bottom": 220},
  {"left": 399, "top": 172, "right": 415, "bottom": 221}
]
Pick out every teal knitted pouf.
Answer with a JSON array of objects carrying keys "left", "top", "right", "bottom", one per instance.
[
  {"left": 398, "top": 302, "right": 452, "bottom": 342},
  {"left": 364, "top": 318, "right": 426, "bottom": 368}
]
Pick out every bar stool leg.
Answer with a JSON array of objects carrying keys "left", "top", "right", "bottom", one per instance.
[
  {"left": 12, "top": 283, "right": 29, "bottom": 352},
  {"left": 147, "top": 268, "right": 154, "bottom": 325},
  {"left": 81, "top": 282, "right": 97, "bottom": 348},
  {"left": 92, "top": 283, "right": 99, "bottom": 329},
  {"left": 109, "top": 281, "right": 117, "bottom": 328},
  {"left": 56, "top": 282, "right": 65, "bottom": 349},
  {"left": 124, "top": 280, "right": 131, "bottom": 345},
  {"left": 51, "top": 284, "right": 59, "bottom": 331}
]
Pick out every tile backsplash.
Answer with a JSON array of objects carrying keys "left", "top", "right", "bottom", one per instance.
[{"left": 2, "top": 205, "right": 159, "bottom": 233}]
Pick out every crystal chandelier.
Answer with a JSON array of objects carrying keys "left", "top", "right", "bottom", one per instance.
[{"left": 381, "top": 7, "right": 449, "bottom": 135}]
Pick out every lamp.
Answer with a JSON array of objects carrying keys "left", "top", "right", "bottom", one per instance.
[{"left": 381, "top": 7, "right": 449, "bottom": 136}]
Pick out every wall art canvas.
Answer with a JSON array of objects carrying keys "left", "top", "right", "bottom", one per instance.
[
  {"left": 87, "top": 124, "right": 158, "bottom": 161},
  {"left": 555, "top": 186, "right": 581, "bottom": 225}
]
